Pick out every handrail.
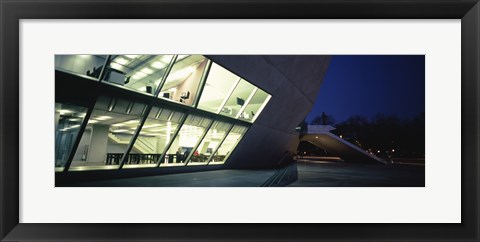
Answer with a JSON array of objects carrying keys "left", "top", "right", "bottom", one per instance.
[
  {"left": 260, "top": 162, "right": 298, "bottom": 187},
  {"left": 136, "top": 137, "right": 155, "bottom": 152}
]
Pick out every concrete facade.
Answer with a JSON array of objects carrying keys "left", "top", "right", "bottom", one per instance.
[{"left": 209, "top": 56, "right": 331, "bottom": 168}]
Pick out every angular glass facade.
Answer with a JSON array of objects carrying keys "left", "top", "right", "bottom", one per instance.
[
  {"left": 54, "top": 103, "right": 88, "bottom": 172},
  {"left": 159, "top": 55, "right": 209, "bottom": 106},
  {"left": 209, "top": 125, "right": 248, "bottom": 165},
  {"left": 69, "top": 96, "right": 147, "bottom": 171},
  {"left": 162, "top": 114, "right": 213, "bottom": 166},
  {"left": 187, "top": 120, "right": 232, "bottom": 166},
  {"left": 55, "top": 55, "right": 108, "bottom": 81},
  {"left": 105, "top": 55, "right": 175, "bottom": 95},
  {"left": 55, "top": 54, "right": 270, "bottom": 172},
  {"left": 123, "top": 106, "right": 184, "bottom": 169},
  {"left": 197, "top": 63, "right": 241, "bottom": 113}
]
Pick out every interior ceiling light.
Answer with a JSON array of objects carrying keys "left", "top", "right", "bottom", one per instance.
[
  {"left": 125, "top": 120, "right": 139, "bottom": 124},
  {"left": 110, "top": 62, "right": 123, "bottom": 70},
  {"left": 140, "top": 67, "right": 154, "bottom": 75},
  {"left": 168, "top": 66, "right": 196, "bottom": 81},
  {"left": 58, "top": 109, "right": 72, "bottom": 115},
  {"left": 115, "top": 57, "right": 129, "bottom": 65},
  {"left": 125, "top": 55, "right": 139, "bottom": 59},
  {"left": 132, "top": 71, "right": 148, "bottom": 80},
  {"left": 160, "top": 55, "right": 172, "bottom": 63},
  {"left": 88, "top": 120, "right": 98, "bottom": 124},
  {"left": 112, "top": 129, "right": 128, "bottom": 133},
  {"left": 95, "top": 116, "right": 112, "bottom": 120},
  {"left": 151, "top": 61, "right": 167, "bottom": 69}
]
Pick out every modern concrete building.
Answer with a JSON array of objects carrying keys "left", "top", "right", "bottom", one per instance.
[
  {"left": 301, "top": 125, "right": 387, "bottom": 164},
  {"left": 54, "top": 55, "right": 331, "bottom": 184}
]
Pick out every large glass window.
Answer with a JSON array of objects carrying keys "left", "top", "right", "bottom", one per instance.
[
  {"left": 103, "top": 55, "right": 175, "bottom": 95},
  {"left": 209, "top": 125, "right": 248, "bottom": 165},
  {"left": 238, "top": 89, "right": 271, "bottom": 123},
  {"left": 197, "top": 63, "right": 240, "bottom": 113},
  {"left": 123, "top": 107, "right": 185, "bottom": 169},
  {"left": 55, "top": 103, "right": 88, "bottom": 172},
  {"left": 159, "top": 55, "right": 208, "bottom": 106},
  {"left": 54, "top": 55, "right": 276, "bottom": 172},
  {"left": 160, "top": 114, "right": 212, "bottom": 167},
  {"left": 186, "top": 120, "right": 232, "bottom": 166},
  {"left": 69, "top": 96, "right": 147, "bottom": 171},
  {"left": 219, "top": 79, "right": 256, "bottom": 119},
  {"left": 55, "top": 55, "right": 108, "bottom": 80}
]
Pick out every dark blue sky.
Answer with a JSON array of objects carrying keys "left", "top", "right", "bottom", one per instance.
[{"left": 306, "top": 55, "right": 425, "bottom": 123}]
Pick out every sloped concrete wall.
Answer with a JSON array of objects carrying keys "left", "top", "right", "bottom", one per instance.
[{"left": 209, "top": 55, "right": 331, "bottom": 169}]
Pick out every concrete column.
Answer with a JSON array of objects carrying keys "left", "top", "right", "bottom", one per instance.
[
  {"left": 55, "top": 112, "right": 60, "bottom": 133},
  {"left": 170, "top": 137, "right": 180, "bottom": 154},
  {"left": 156, "top": 137, "right": 166, "bottom": 153},
  {"left": 87, "top": 124, "right": 109, "bottom": 163},
  {"left": 169, "top": 137, "right": 181, "bottom": 163},
  {"left": 200, "top": 141, "right": 210, "bottom": 153}
]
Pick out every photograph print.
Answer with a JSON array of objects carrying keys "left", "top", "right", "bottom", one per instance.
[{"left": 54, "top": 54, "right": 425, "bottom": 187}]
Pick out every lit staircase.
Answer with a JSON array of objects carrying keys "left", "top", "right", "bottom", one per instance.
[
  {"left": 301, "top": 125, "right": 387, "bottom": 164},
  {"left": 108, "top": 133, "right": 156, "bottom": 154}
]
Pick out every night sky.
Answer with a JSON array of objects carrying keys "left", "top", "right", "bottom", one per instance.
[{"left": 306, "top": 55, "right": 425, "bottom": 123}]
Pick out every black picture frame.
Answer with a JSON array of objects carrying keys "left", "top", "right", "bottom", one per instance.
[{"left": 1, "top": 0, "right": 478, "bottom": 241}]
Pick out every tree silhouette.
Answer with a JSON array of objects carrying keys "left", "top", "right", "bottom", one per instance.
[
  {"left": 332, "top": 112, "right": 425, "bottom": 158},
  {"left": 311, "top": 113, "right": 336, "bottom": 125}
]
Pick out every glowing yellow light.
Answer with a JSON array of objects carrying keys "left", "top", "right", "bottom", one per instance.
[
  {"left": 140, "top": 67, "right": 154, "bottom": 74},
  {"left": 58, "top": 109, "right": 72, "bottom": 115},
  {"left": 125, "top": 55, "right": 139, "bottom": 59},
  {"left": 115, "top": 57, "right": 129, "bottom": 65},
  {"left": 151, "top": 61, "right": 167, "bottom": 69},
  {"left": 95, "top": 116, "right": 112, "bottom": 120},
  {"left": 110, "top": 62, "right": 123, "bottom": 70},
  {"left": 125, "top": 120, "right": 139, "bottom": 124},
  {"left": 132, "top": 72, "right": 147, "bottom": 80}
]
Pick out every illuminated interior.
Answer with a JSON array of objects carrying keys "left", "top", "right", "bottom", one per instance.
[{"left": 55, "top": 54, "right": 271, "bottom": 172}]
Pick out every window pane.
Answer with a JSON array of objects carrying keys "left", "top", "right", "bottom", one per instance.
[
  {"left": 238, "top": 89, "right": 271, "bottom": 122},
  {"left": 186, "top": 121, "right": 232, "bottom": 166},
  {"left": 209, "top": 125, "right": 248, "bottom": 165},
  {"left": 159, "top": 55, "right": 208, "bottom": 106},
  {"left": 55, "top": 55, "right": 108, "bottom": 80},
  {"left": 161, "top": 114, "right": 212, "bottom": 167},
  {"left": 104, "top": 55, "right": 174, "bottom": 95},
  {"left": 69, "top": 96, "right": 147, "bottom": 171},
  {"left": 123, "top": 107, "right": 185, "bottom": 169},
  {"left": 219, "top": 79, "right": 256, "bottom": 119},
  {"left": 197, "top": 63, "right": 240, "bottom": 113},
  {"left": 55, "top": 103, "right": 88, "bottom": 172}
]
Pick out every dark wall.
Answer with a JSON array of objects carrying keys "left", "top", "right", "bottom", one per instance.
[{"left": 209, "top": 55, "right": 331, "bottom": 169}]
